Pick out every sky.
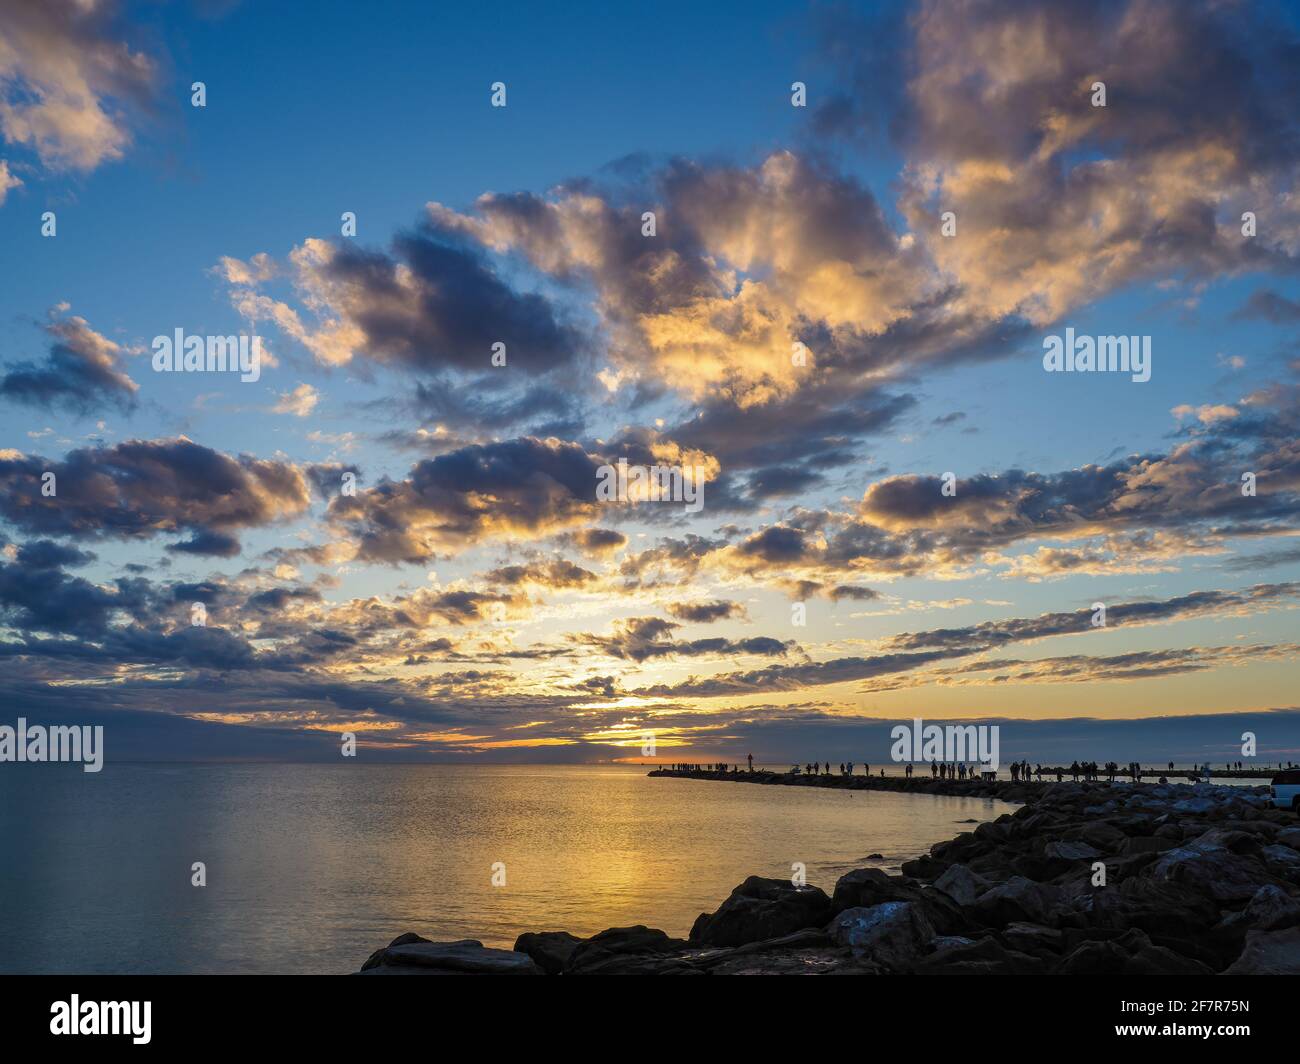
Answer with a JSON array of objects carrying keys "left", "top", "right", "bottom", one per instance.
[{"left": 0, "top": 0, "right": 1298, "bottom": 765}]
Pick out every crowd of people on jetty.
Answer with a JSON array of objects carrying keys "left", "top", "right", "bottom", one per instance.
[{"left": 659, "top": 755, "right": 1300, "bottom": 780}]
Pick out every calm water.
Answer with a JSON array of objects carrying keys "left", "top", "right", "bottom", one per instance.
[{"left": 0, "top": 763, "right": 1012, "bottom": 973}]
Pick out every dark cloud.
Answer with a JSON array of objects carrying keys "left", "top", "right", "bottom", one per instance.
[
  {"left": 566, "top": 528, "right": 627, "bottom": 556},
  {"left": 1221, "top": 544, "right": 1300, "bottom": 572},
  {"left": 305, "top": 462, "right": 362, "bottom": 501},
  {"left": 736, "top": 526, "right": 810, "bottom": 564},
  {"left": 0, "top": 313, "right": 137, "bottom": 413},
  {"left": 636, "top": 649, "right": 952, "bottom": 698},
  {"left": 287, "top": 223, "right": 590, "bottom": 374},
  {"left": 884, "top": 583, "right": 1300, "bottom": 653},
  {"left": 1234, "top": 289, "right": 1300, "bottom": 324},
  {"left": 406, "top": 377, "right": 587, "bottom": 440},
  {"left": 580, "top": 615, "right": 793, "bottom": 663},
  {"left": 904, "top": 643, "right": 1300, "bottom": 689},
  {"left": 0, "top": 562, "right": 135, "bottom": 638},
  {"left": 665, "top": 599, "right": 747, "bottom": 623},
  {"left": 0, "top": 438, "right": 311, "bottom": 544},
  {"left": 167, "top": 529, "right": 242, "bottom": 557},
  {"left": 14, "top": 539, "right": 96, "bottom": 569},
  {"left": 828, "top": 584, "right": 880, "bottom": 602},
  {"left": 635, "top": 582, "right": 1300, "bottom": 699},
  {"left": 747, "top": 464, "right": 826, "bottom": 499},
  {"left": 329, "top": 436, "right": 605, "bottom": 563},
  {"left": 484, "top": 559, "right": 596, "bottom": 589},
  {"left": 616, "top": 534, "right": 725, "bottom": 589}
]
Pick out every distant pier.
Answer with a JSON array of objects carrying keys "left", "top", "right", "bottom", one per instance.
[{"left": 646, "top": 765, "right": 1276, "bottom": 801}]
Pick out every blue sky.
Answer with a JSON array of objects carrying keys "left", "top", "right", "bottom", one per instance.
[{"left": 0, "top": 0, "right": 1298, "bottom": 763}]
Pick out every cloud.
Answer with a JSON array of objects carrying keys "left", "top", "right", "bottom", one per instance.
[
  {"left": 883, "top": 583, "right": 1300, "bottom": 653},
  {"left": 665, "top": 599, "right": 747, "bottom": 624},
  {"left": 1234, "top": 289, "right": 1300, "bottom": 324},
  {"left": 272, "top": 382, "right": 319, "bottom": 417},
  {"left": 0, "top": 309, "right": 138, "bottom": 413},
  {"left": 0, "top": 0, "right": 157, "bottom": 173},
  {"left": 14, "top": 539, "right": 95, "bottom": 569},
  {"left": 484, "top": 559, "right": 597, "bottom": 589},
  {"left": 166, "top": 529, "right": 242, "bottom": 557},
  {"left": 328, "top": 436, "right": 606, "bottom": 563},
  {"left": 1172, "top": 403, "right": 1238, "bottom": 425},
  {"left": 635, "top": 649, "right": 952, "bottom": 698},
  {"left": 564, "top": 528, "right": 627, "bottom": 557},
  {"left": 0, "top": 159, "right": 21, "bottom": 204},
  {"left": 580, "top": 615, "right": 792, "bottom": 663},
  {"left": 0, "top": 559, "right": 149, "bottom": 638},
  {"left": 890, "top": 0, "right": 1300, "bottom": 324},
  {"left": 429, "top": 152, "right": 939, "bottom": 413},
  {"left": 635, "top": 582, "right": 1300, "bottom": 699},
  {"left": 0, "top": 437, "right": 311, "bottom": 546},
  {"left": 222, "top": 226, "right": 590, "bottom": 375},
  {"left": 871, "top": 642, "right": 1300, "bottom": 691}
]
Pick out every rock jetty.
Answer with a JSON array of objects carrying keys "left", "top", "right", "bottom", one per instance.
[{"left": 357, "top": 777, "right": 1300, "bottom": 975}]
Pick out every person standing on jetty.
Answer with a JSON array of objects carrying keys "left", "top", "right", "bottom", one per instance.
[{"left": 747, "top": 753, "right": 753, "bottom": 772}]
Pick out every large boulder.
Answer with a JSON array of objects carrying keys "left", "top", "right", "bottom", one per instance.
[
  {"left": 564, "top": 925, "right": 691, "bottom": 975},
  {"left": 513, "top": 931, "right": 581, "bottom": 974},
  {"left": 830, "top": 867, "right": 918, "bottom": 912},
  {"left": 972, "top": 876, "right": 1063, "bottom": 927},
  {"left": 690, "top": 876, "right": 832, "bottom": 947},
  {"left": 1224, "top": 927, "right": 1300, "bottom": 974},
  {"left": 1075, "top": 820, "right": 1129, "bottom": 851},
  {"left": 932, "top": 864, "right": 991, "bottom": 907},
  {"left": 688, "top": 928, "right": 833, "bottom": 972},
  {"left": 1027, "top": 838, "right": 1103, "bottom": 879},
  {"left": 912, "top": 934, "right": 1048, "bottom": 975},
  {"left": 999, "top": 922, "right": 1065, "bottom": 958},
  {"left": 360, "top": 937, "right": 543, "bottom": 975},
  {"left": 832, "top": 866, "right": 969, "bottom": 934},
  {"left": 1152, "top": 837, "right": 1274, "bottom": 904},
  {"left": 1218, "top": 884, "right": 1300, "bottom": 933},
  {"left": 829, "top": 901, "right": 935, "bottom": 970},
  {"left": 1056, "top": 929, "right": 1213, "bottom": 975},
  {"left": 1043, "top": 839, "right": 1101, "bottom": 862},
  {"left": 1260, "top": 844, "right": 1300, "bottom": 878},
  {"left": 1063, "top": 878, "right": 1223, "bottom": 966},
  {"left": 900, "top": 855, "right": 949, "bottom": 879}
]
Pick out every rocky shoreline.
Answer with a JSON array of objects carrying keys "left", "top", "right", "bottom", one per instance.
[{"left": 357, "top": 775, "right": 1300, "bottom": 975}]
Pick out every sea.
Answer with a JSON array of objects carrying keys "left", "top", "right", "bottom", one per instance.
[{"left": 0, "top": 762, "right": 1014, "bottom": 973}]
